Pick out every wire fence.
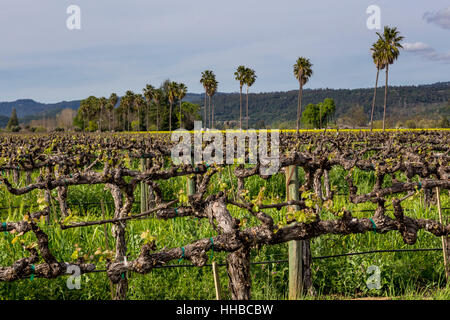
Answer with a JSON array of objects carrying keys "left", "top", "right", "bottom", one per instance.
[
  {"left": 0, "top": 201, "right": 448, "bottom": 213},
  {"left": 68, "top": 247, "right": 444, "bottom": 275},
  {"left": 2, "top": 198, "right": 448, "bottom": 279}
]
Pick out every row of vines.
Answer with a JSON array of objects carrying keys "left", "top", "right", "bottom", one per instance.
[{"left": 0, "top": 130, "right": 448, "bottom": 299}]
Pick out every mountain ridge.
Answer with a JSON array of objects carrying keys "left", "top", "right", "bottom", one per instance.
[{"left": 1, "top": 81, "right": 448, "bottom": 126}]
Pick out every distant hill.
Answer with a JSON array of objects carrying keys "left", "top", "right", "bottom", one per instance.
[
  {"left": 0, "top": 99, "right": 80, "bottom": 118},
  {"left": 187, "top": 82, "right": 450, "bottom": 126},
  {"left": 0, "top": 115, "right": 9, "bottom": 128},
  {"left": 0, "top": 82, "right": 448, "bottom": 128}
]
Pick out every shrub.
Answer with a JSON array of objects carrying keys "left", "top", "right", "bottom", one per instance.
[
  {"left": 87, "top": 120, "right": 98, "bottom": 132},
  {"left": 405, "top": 120, "right": 417, "bottom": 129},
  {"left": 34, "top": 126, "right": 48, "bottom": 133}
]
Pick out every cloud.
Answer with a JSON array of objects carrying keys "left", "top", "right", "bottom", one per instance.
[
  {"left": 404, "top": 42, "right": 450, "bottom": 63},
  {"left": 423, "top": 7, "right": 450, "bottom": 29},
  {"left": 403, "top": 42, "right": 433, "bottom": 52}
]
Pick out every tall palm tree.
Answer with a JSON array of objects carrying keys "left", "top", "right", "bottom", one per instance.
[
  {"left": 152, "top": 88, "right": 163, "bottom": 131},
  {"left": 98, "top": 97, "right": 108, "bottom": 131},
  {"left": 143, "top": 84, "right": 155, "bottom": 131},
  {"left": 78, "top": 100, "right": 90, "bottom": 130},
  {"left": 207, "top": 79, "right": 218, "bottom": 128},
  {"left": 293, "top": 57, "right": 313, "bottom": 133},
  {"left": 376, "top": 26, "right": 404, "bottom": 131},
  {"left": 108, "top": 93, "right": 118, "bottom": 131},
  {"left": 167, "top": 81, "right": 178, "bottom": 132},
  {"left": 244, "top": 68, "right": 256, "bottom": 129},
  {"left": 121, "top": 90, "right": 135, "bottom": 131},
  {"left": 134, "top": 94, "right": 145, "bottom": 131},
  {"left": 369, "top": 40, "right": 386, "bottom": 131},
  {"left": 200, "top": 70, "right": 214, "bottom": 129},
  {"left": 234, "top": 66, "right": 247, "bottom": 129},
  {"left": 176, "top": 83, "right": 188, "bottom": 129}
]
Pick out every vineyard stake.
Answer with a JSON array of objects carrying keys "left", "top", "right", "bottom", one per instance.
[
  {"left": 187, "top": 148, "right": 196, "bottom": 197},
  {"left": 286, "top": 165, "right": 303, "bottom": 299},
  {"left": 140, "top": 159, "right": 148, "bottom": 213},
  {"left": 101, "top": 200, "right": 115, "bottom": 299},
  {"left": 186, "top": 172, "right": 196, "bottom": 197},
  {"left": 436, "top": 187, "right": 449, "bottom": 282},
  {"left": 227, "top": 165, "right": 236, "bottom": 201},
  {"left": 212, "top": 261, "right": 222, "bottom": 300},
  {"left": 100, "top": 200, "right": 109, "bottom": 250}
]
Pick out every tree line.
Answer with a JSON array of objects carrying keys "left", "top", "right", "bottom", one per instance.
[{"left": 73, "top": 80, "right": 200, "bottom": 132}]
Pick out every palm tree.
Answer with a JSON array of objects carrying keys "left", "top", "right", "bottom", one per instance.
[
  {"left": 134, "top": 94, "right": 145, "bottom": 131},
  {"left": 234, "top": 66, "right": 247, "bottom": 129},
  {"left": 369, "top": 40, "right": 386, "bottom": 131},
  {"left": 152, "top": 89, "right": 163, "bottom": 131},
  {"left": 176, "top": 83, "right": 188, "bottom": 128},
  {"left": 376, "top": 26, "right": 404, "bottom": 131},
  {"left": 78, "top": 100, "right": 89, "bottom": 130},
  {"left": 120, "top": 91, "right": 135, "bottom": 131},
  {"left": 98, "top": 97, "right": 108, "bottom": 131},
  {"left": 207, "top": 79, "right": 218, "bottom": 128},
  {"left": 200, "top": 70, "right": 214, "bottom": 129},
  {"left": 167, "top": 81, "right": 178, "bottom": 132},
  {"left": 79, "top": 96, "right": 99, "bottom": 131},
  {"left": 143, "top": 84, "right": 155, "bottom": 131},
  {"left": 126, "top": 91, "right": 136, "bottom": 131},
  {"left": 108, "top": 93, "right": 118, "bottom": 131},
  {"left": 244, "top": 68, "right": 256, "bottom": 129},
  {"left": 293, "top": 57, "right": 313, "bottom": 133}
]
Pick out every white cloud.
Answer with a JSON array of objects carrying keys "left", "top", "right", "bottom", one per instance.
[
  {"left": 403, "top": 42, "right": 433, "bottom": 52},
  {"left": 404, "top": 42, "right": 450, "bottom": 63},
  {"left": 423, "top": 7, "right": 450, "bottom": 30}
]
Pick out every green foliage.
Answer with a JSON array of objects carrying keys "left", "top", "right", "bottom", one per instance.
[
  {"left": 87, "top": 120, "right": 98, "bottom": 132},
  {"left": 32, "top": 126, "right": 47, "bottom": 133},
  {"left": 176, "top": 102, "right": 201, "bottom": 130},
  {"left": 302, "top": 98, "right": 336, "bottom": 128},
  {"left": 131, "top": 120, "right": 140, "bottom": 131},
  {"left": 9, "top": 125, "right": 21, "bottom": 132},
  {"left": 6, "top": 108, "right": 19, "bottom": 129},
  {"left": 72, "top": 113, "right": 84, "bottom": 130}
]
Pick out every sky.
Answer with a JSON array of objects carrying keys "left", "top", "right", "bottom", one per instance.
[{"left": 0, "top": 0, "right": 449, "bottom": 103}]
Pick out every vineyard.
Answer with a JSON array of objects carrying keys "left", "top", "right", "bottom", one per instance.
[{"left": 0, "top": 129, "right": 449, "bottom": 300}]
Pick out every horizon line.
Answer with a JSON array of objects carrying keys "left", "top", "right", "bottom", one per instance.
[{"left": 1, "top": 80, "right": 448, "bottom": 105}]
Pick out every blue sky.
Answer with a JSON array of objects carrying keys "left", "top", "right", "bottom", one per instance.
[{"left": 0, "top": 0, "right": 449, "bottom": 102}]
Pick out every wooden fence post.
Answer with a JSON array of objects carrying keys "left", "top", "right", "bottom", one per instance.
[
  {"left": 286, "top": 165, "right": 313, "bottom": 299},
  {"left": 286, "top": 165, "right": 303, "bottom": 299},
  {"left": 436, "top": 187, "right": 449, "bottom": 282}
]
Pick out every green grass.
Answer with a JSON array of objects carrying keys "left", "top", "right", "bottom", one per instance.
[{"left": 0, "top": 165, "right": 448, "bottom": 300}]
